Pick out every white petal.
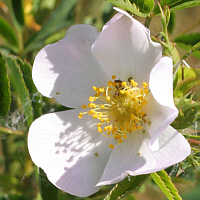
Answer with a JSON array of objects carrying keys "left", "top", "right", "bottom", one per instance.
[
  {"left": 28, "top": 109, "right": 114, "bottom": 197},
  {"left": 97, "top": 126, "right": 190, "bottom": 186},
  {"left": 33, "top": 25, "right": 108, "bottom": 108},
  {"left": 148, "top": 57, "right": 178, "bottom": 149},
  {"left": 92, "top": 11, "right": 162, "bottom": 85}
]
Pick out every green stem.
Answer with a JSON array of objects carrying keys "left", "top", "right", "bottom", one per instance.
[
  {"left": 0, "top": 126, "right": 25, "bottom": 135},
  {"left": 144, "top": 16, "right": 152, "bottom": 28}
]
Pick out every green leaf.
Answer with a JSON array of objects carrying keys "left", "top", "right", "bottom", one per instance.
[
  {"left": 10, "top": 0, "right": 24, "bottom": 28},
  {"left": 104, "top": 174, "right": 149, "bottom": 200},
  {"left": 38, "top": 168, "right": 58, "bottom": 200},
  {"left": 174, "top": 33, "right": 200, "bottom": 46},
  {"left": 129, "top": 0, "right": 155, "bottom": 14},
  {"left": 0, "top": 53, "right": 11, "bottom": 117},
  {"left": 24, "top": 0, "right": 79, "bottom": 53},
  {"left": 5, "top": 56, "right": 33, "bottom": 127},
  {"left": 151, "top": 170, "right": 182, "bottom": 200},
  {"left": 153, "top": 0, "right": 200, "bottom": 15},
  {"left": 106, "top": 0, "right": 153, "bottom": 17},
  {"left": 176, "top": 43, "right": 200, "bottom": 59},
  {"left": 174, "top": 34, "right": 200, "bottom": 59},
  {"left": 0, "top": 16, "right": 18, "bottom": 47},
  {"left": 16, "top": 58, "right": 42, "bottom": 119},
  {"left": 34, "top": 0, "right": 57, "bottom": 25}
]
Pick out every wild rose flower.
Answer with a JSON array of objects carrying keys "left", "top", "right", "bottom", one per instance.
[{"left": 28, "top": 8, "right": 191, "bottom": 197}]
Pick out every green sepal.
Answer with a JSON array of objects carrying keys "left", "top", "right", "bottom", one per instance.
[
  {"left": 167, "top": 12, "right": 175, "bottom": 34},
  {"left": 0, "top": 53, "right": 11, "bottom": 117},
  {"left": 0, "top": 16, "right": 18, "bottom": 48},
  {"left": 16, "top": 58, "right": 42, "bottom": 119},
  {"left": 106, "top": 0, "right": 153, "bottom": 17},
  {"left": 104, "top": 174, "right": 149, "bottom": 200},
  {"left": 38, "top": 168, "right": 58, "bottom": 200},
  {"left": 24, "top": 0, "right": 79, "bottom": 53},
  {"left": 153, "top": 0, "right": 200, "bottom": 15},
  {"left": 153, "top": 4, "right": 180, "bottom": 66},
  {"left": 172, "top": 94, "right": 200, "bottom": 129},
  {"left": 151, "top": 170, "right": 182, "bottom": 200},
  {"left": 5, "top": 55, "right": 33, "bottom": 127}
]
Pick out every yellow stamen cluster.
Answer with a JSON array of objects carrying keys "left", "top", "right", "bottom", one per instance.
[{"left": 78, "top": 76, "right": 149, "bottom": 149}]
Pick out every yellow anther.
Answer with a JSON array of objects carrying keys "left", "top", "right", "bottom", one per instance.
[
  {"left": 136, "top": 109, "right": 140, "bottom": 113},
  {"left": 120, "top": 90, "right": 125, "bottom": 94},
  {"left": 106, "top": 96, "right": 110, "bottom": 101},
  {"left": 132, "top": 123, "right": 137, "bottom": 127},
  {"left": 107, "top": 125, "right": 112, "bottom": 130},
  {"left": 126, "top": 128, "right": 131, "bottom": 132},
  {"left": 107, "top": 81, "right": 113, "bottom": 86},
  {"left": 89, "top": 103, "right": 96, "bottom": 108},
  {"left": 137, "top": 126, "right": 143, "bottom": 129},
  {"left": 89, "top": 109, "right": 94, "bottom": 115},
  {"left": 112, "top": 75, "right": 116, "bottom": 79},
  {"left": 132, "top": 81, "right": 138, "bottom": 87},
  {"left": 78, "top": 113, "right": 83, "bottom": 119},
  {"left": 98, "top": 112, "right": 103, "bottom": 117},
  {"left": 92, "top": 113, "right": 98, "bottom": 119},
  {"left": 89, "top": 96, "right": 94, "bottom": 102},
  {"left": 94, "top": 93, "right": 100, "bottom": 97},
  {"left": 98, "top": 127, "right": 103, "bottom": 133},
  {"left": 122, "top": 81, "right": 127, "bottom": 87},
  {"left": 99, "top": 87, "right": 104, "bottom": 93},
  {"left": 137, "top": 105, "right": 142, "bottom": 110},
  {"left": 131, "top": 114, "right": 135, "bottom": 120},
  {"left": 106, "top": 118, "right": 110, "bottom": 123},
  {"left": 143, "top": 82, "right": 149, "bottom": 87},
  {"left": 107, "top": 130, "right": 111, "bottom": 135},
  {"left": 132, "top": 127, "right": 136, "bottom": 131},
  {"left": 112, "top": 129, "right": 116, "bottom": 135},
  {"left": 143, "top": 99, "right": 148, "bottom": 105},
  {"left": 104, "top": 126, "right": 108, "bottom": 131},
  {"left": 97, "top": 123, "right": 102, "bottom": 127},
  {"left": 114, "top": 135, "right": 121, "bottom": 139},
  {"left": 103, "top": 92, "right": 106, "bottom": 96},
  {"left": 108, "top": 87, "right": 112, "bottom": 91},
  {"left": 93, "top": 86, "right": 97, "bottom": 91},
  {"left": 118, "top": 139, "right": 123, "bottom": 143},
  {"left": 120, "top": 126, "right": 124, "bottom": 131},
  {"left": 125, "top": 122, "right": 130, "bottom": 127},
  {"left": 125, "top": 91, "right": 130, "bottom": 95},
  {"left": 82, "top": 105, "right": 87, "bottom": 109},
  {"left": 134, "top": 118, "right": 139, "bottom": 123},
  {"left": 122, "top": 135, "right": 127, "bottom": 139},
  {"left": 113, "top": 126, "right": 118, "bottom": 131},
  {"left": 109, "top": 144, "right": 114, "bottom": 149},
  {"left": 101, "top": 119, "right": 105, "bottom": 123},
  {"left": 140, "top": 111, "right": 145, "bottom": 117},
  {"left": 88, "top": 103, "right": 91, "bottom": 108},
  {"left": 101, "top": 105, "right": 105, "bottom": 109},
  {"left": 144, "top": 90, "right": 149, "bottom": 95}
]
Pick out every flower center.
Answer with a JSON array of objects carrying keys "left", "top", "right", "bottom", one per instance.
[{"left": 78, "top": 75, "right": 149, "bottom": 148}]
